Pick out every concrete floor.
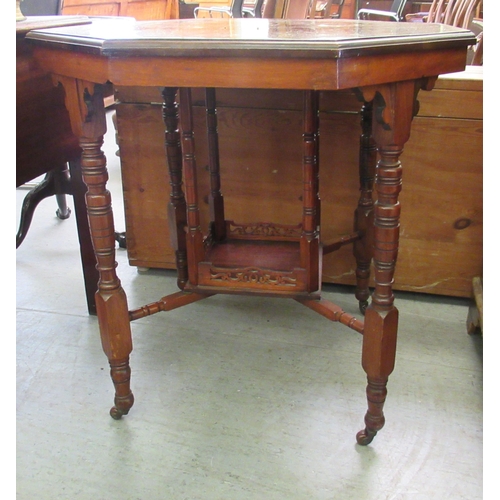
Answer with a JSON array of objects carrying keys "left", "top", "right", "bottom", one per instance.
[{"left": 16, "top": 112, "right": 483, "bottom": 499}]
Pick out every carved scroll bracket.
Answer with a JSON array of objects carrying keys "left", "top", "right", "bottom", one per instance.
[
  {"left": 51, "top": 74, "right": 108, "bottom": 139},
  {"left": 355, "top": 78, "right": 436, "bottom": 149}
]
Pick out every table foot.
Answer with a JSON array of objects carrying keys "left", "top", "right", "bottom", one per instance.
[
  {"left": 114, "top": 231, "right": 127, "bottom": 249},
  {"left": 110, "top": 399, "right": 133, "bottom": 420},
  {"left": 110, "top": 407, "right": 122, "bottom": 419},
  {"left": 357, "top": 376, "right": 389, "bottom": 445},
  {"left": 356, "top": 428, "right": 377, "bottom": 446},
  {"left": 358, "top": 299, "right": 369, "bottom": 315},
  {"left": 108, "top": 358, "right": 134, "bottom": 419}
]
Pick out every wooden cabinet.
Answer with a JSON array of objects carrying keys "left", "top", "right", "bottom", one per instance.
[
  {"left": 61, "top": 0, "right": 179, "bottom": 19},
  {"left": 114, "top": 67, "right": 482, "bottom": 298}
]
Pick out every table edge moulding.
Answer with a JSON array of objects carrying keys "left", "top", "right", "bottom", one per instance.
[{"left": 26, "top": 17, "right": 475, "bottom": 445}]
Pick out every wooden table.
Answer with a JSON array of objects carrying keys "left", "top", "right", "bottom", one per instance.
[
  {"left": 16, "top": 15, "right": 99, "bottom": 315},
  {"left": 27, "top": 17, "right": 475, "bottom": 445}
]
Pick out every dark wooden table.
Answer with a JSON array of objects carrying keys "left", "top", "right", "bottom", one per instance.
[
  {"left": 16, "top": 15, "right": 99, "bottom": 315},
  {"left": 27, "top": 17, "right": 475, "bottom": 444}
]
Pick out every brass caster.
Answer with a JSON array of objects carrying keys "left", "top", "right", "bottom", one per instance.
[
  {"left": 109, "top": 393, "right": 133, "bottom": 420},
  {"left": 115, "top": 231, "right": 127, "bottom": 249},
  {"left": 110, "top": 406, "right": 127, "bottom": 420},
  {"left": 110, "top": 406, "right": 122, "bottom": 420},
  {"left": 56, "top": 207, "right": 71, "bottom": 220},
  {"left": 356, "top": 428, "right": 377, "bottom": 446},
  {"left": 359, "top": 300, "right": 369, "bottom": 315}
]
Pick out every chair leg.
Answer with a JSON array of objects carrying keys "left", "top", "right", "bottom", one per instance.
[
  {"left": 55, "top": 194, "right": 71, "bottom": 219},
  {"left": 16, "top": 164, "right": 72, "bottom": 248}
]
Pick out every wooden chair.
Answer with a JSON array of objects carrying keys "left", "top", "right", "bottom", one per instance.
[
  {"left": 357, "top": 0, "right": 408, "bottom": 22},
  {"left": 446, "top": 0, "right": 482, "bottom": 27},
  {"left": 261, "top": 0, "right": 277, "bottom": 17},
  {"left": 470, "top": 19, "right": 482, "bottom": 65},
  {"left": 314, "top": 0, "right": 345, "bottom": 19},
  {"left": 242, "top": 0, "right": 266, "bottom": 17},
  {"left": 447, "top": 0, "right": 483, "bottom": 66},
  {"left": 406, "top": 0, "right": 483, "bottom": 65},
  {"left": 283, "top": 0, "right": 315, "bottom": 18},
  {"left": 406, "top": 0, "right": 481, "bottom": 26},
  {"left": 194, "top": 0, "right": 245, "bottom": 18}
]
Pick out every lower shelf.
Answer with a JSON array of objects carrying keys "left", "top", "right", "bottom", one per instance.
[
  {"left": 207, "top": 239, "right": 302, "bottom": 271},
  {"left": 193, "top": 238, "right": 316, "bottom": 295}
]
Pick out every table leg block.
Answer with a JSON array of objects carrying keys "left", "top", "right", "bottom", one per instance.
[{"left": 357, "top": 306, "right": 398, "bottom": 445}]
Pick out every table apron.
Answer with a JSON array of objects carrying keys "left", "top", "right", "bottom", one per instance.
[{"left": 33, "top": 46, "right": 469, "bottom": 91}]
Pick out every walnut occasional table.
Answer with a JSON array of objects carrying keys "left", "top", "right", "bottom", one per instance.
[{"left": 27, "top": 18, "right": 475, "bottom": 445}]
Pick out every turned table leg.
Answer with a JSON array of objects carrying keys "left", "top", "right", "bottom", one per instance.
[
  {"left": 356, "top": 142, "right": 401, "bottom": 445},
  {"left": 205, "top": 87, "right": 227, "bottom": 241},
  {"left": 60, "top": 78, "right": 134, "bottom": 418},
  {"left": 301, "top": 90, "right": 321, "bottom": 292},
  {"left": 356, "top": 80, "right": 423, "bottom": 444},
  {"left": 163, "top": 87, "right": 189, "bottom": 289},
  {"left": 81, "top": 131, "right": 134, "bottom": 418},
  {"left": 353, "top": 101, "right": 377, "bottom": 314}
]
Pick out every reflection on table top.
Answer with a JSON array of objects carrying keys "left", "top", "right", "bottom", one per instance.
[{"left": 26, "top": 17, "right": 475, "bottom": 58}]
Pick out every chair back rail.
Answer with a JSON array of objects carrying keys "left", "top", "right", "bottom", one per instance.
[
  {"left": 283, "top": 0, "right": 315, "bottom": 19},
  {"left": 357, "top": 0, "right": 408, "bottom": 22}
]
